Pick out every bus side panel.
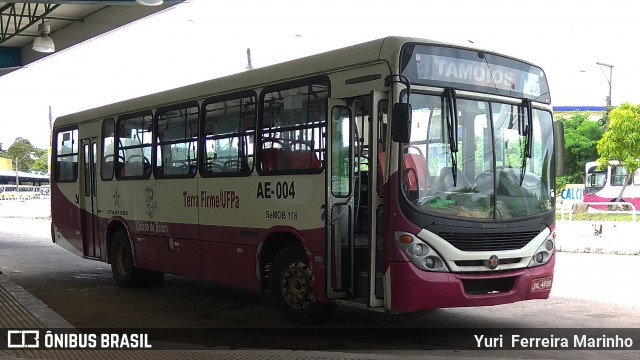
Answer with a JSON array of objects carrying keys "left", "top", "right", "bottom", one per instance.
[
  {"left": 125, "top": 217, "right": 202, "bottom": 278},
  {"left": 171, "top": 234, "right": 203, "bottom": 279},
  {"left": 201, "top": 224, "right": 259, "bottom": 290},
  {"left": 304, "top": 228, "right": 328, "bottom": 303},
  {"left": 133, "top": 234, "right": 171, "bottom": 273},
  {"left": 202, "top": 242, "right": 257, "bottom": 289},
  {"left": 51, "top": 180, "right": 83, "bottom": 255},
  {"left": 123, "top": 179, "right": 201, "bottom": 278}
]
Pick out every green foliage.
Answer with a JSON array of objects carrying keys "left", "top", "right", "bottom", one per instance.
[
  {"left": 596, "top": 103, "right": 640, "bottom": 201},
  {"left": 30, "top": 148, "right": 49, "bottom": 174},
  {"left": 5, "top": 138, "right": 36, "bottom": 172},
  {"left": 555, "top": 175, "right": 572, "bottom": 191},
  {"left": 597, "top": 103, "right": 640, "bottom": 175},
  {"left": 1, "top": 138, "right": 49, "bottom": 174},
  {"left": 555, "top": 112, "right": 604, "bottom": 185}
]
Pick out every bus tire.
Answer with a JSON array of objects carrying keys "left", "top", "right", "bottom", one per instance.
[
  {"left": 110, "top": 229, "right": 146, "bottom": 288},
  {"left": 268, "top": 244, "right": 335, "bottom": 324}
]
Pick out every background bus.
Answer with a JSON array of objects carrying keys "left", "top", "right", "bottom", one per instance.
[
  {"left": 51, "top": 36, "right": 564, "bottom": 324},
  {"left": 584, "top": 160, "right": 640, "bottom": 210},
  {"left": 0, "top": 184, "right": 41, "bottom": 200}
]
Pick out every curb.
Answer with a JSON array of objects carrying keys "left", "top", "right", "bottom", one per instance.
[{"left": 0, "top": 275, "right": 74, "bottom": 329}]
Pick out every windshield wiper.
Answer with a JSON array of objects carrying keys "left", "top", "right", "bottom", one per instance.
[
  {"left": 445, "top": 88, "right": 459, "bottom": 187},
  {"left": 520, "top": 99, "right": 533, "bottom": 186}
]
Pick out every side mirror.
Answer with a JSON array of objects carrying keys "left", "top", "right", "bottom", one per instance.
[
  {"left": 553, "top": 121, "right": 565, "bottom": 176},
  {"left": 391, "top": 103, "right": 412, "bottom": 143}
]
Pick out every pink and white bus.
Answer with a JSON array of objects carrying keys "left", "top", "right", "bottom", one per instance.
[
  {"left": 51, "top": 37, "right": 564, "bottom": 323},
  {"left": 584, "top": 160, "right": 640, "bottom": 209}
]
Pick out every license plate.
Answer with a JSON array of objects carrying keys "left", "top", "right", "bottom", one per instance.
[{"left": 531, "top": 276, "right": 553, "bottom": 291}]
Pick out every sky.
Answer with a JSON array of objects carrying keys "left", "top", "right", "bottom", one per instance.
[{"left": 0, "top": 0, "right": 637, "bottom": 149}]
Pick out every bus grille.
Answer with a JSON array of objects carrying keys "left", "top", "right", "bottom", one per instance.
[
  {"left": 461, "top": 276, "right": 516, "bottom": 295},
  {"left": 438, "top": 231, "right": 539, "bottom": 252}
]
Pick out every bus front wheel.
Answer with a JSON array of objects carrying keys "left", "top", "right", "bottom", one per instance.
[
  {"left": 269, "top": 244, "right": 335, "bottom": 324},
  {"left": 110, "top": 229, "right": 147, "bottom": 288}
]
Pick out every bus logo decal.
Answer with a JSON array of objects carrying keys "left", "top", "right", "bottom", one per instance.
[
  {"left": 487, "top": 255, "right": 499, "bottom": 270},
  {"left": 144, "top": 186, "right": 157, "bottom": 218},
  {"left": 113, "top": 188, "right": 121, "bottom": 207},
  {"left": 106, "top": 187, "right": 129, "bottom": 216}
]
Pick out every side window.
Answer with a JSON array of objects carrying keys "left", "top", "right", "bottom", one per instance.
[
  {"left": 55, "top": 128, "right": 79, "bottom": 182},
  {"left": 116, "top": 112, "right": 153, "bottom": 179},
  {"left": 611, "top": 165, "right": 629, "bottom": 186},
  {"left": 202, "top": 93, "right": 255, "bottom": 176},
  {"left": 101, "top": 118, "right": 115, "bottom": 180},
  {"left": 155, "top": 103, "right": 199, "bottom": 178},
  {"left": 259, "top": 80, "right": 328, "bottom": 174},
  {"left": 330, "top": 106, "right": 351, "bottom": 197}
]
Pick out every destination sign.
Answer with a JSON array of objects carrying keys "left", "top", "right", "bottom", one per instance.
[{"left": 401, "top": 44, "right": 551, "bottom": 103}]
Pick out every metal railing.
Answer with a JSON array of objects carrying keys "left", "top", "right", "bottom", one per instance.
[{"left": 557, "top": 202, "right": 637, "bottom": 222}]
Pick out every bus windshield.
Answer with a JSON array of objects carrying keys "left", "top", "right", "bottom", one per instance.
[
  {"left": 401, "top": 93, "right": 555, "bottom": 219},
  {"left": 585, "top": 165, "right": 606, "bottom": 195}
]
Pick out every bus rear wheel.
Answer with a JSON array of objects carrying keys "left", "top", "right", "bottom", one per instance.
[
  {"left": 110, "top": 229, "right": 147, "bottom": 288},
  {"left": 268, "top": 244, "right": 335, "bottom": 324}
]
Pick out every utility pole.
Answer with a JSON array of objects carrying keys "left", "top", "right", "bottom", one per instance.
[
  {"left": 596, "top": 62, "right": 613, "bottom": 128},
  {"left": 246, "top": 48, "right": 253, "bottom": 70}
]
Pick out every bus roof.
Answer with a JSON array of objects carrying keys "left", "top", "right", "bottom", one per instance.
[
  {"left": 0, "top": 169, "right": 49, "bottom": 179},
  {"left": 53, "top": 36, "right": 540, "bottom": 128},
  {"left": 585, "top": 160, "right": 621, "bottom": 169}
]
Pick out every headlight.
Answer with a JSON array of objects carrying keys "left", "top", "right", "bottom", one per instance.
[
  {"left": 395, "top": 232, "right": 449, "bottom": 272},
  {"left": 528, "top": 235, "right": 555, "bottom": 267}
]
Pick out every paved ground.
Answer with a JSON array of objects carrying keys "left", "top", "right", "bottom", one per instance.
[{"left": 0, "top": 199, "right": 50, "bottom": 220}]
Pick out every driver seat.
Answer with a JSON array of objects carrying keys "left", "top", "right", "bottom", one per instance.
[{"left": 403, "top": 153, "right": 429, "bottom": 194}]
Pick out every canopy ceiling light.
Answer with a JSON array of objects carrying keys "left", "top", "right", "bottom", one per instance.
[
  {"left": 32, "top": 22, "right": 55, "bottom": 53},
  {"left": 135, "top": 0, "right": 164, "bottom": 5}
]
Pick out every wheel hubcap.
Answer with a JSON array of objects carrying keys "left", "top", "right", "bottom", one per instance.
[{"left": 280, "top": 262, "right": 313, "bottom": 309}]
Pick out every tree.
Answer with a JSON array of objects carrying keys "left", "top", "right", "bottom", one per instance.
[
  {"left": 596, "top": 103, "right": 640, "bottom": 202},
  {"left": 30, "top": 148, "right": 49, "bottom": 174},
  {"left": 5, "top": 138, "right": 36, "bottom": 172},
  {"left": 1, "top": 138, "right": 50, "bottom": 174},
  {"left": 555, "top": 112, "right": 604, "bottom": 189}
]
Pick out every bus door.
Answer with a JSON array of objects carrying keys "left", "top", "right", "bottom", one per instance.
[
  {"left": 365, "top": 91, "right": 387, "bottom": 308},
  {"left": 326, "top": 99, "right": 354, "bottom": 299},
  {"left": 80, "top": 138, "right": 100, "bottom": 259},
  {"left": 325, "top": 92, "right": 387, "bottom": 308}
]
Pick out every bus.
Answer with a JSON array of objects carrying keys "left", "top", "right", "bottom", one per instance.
[
  {"left": 51, "top": 36, "right": 565, "bottom": 324},
  {"left": 0, "top": 184, "right": 40, "bottom": 200},
  {"left": 584, "top": 160, "right": 640, "bottom": 210},
  {"left": 0, "top": 169, "right": 49, "bottom": 187}
]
